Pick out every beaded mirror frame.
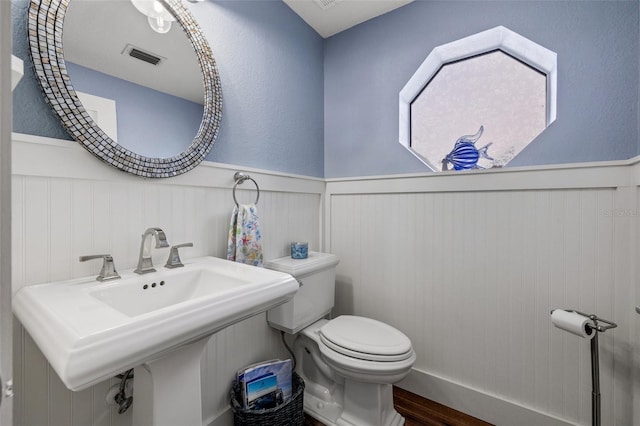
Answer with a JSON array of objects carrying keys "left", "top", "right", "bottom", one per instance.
[{"left": 28, "top": 0, "right": 222, "bottom": 178}]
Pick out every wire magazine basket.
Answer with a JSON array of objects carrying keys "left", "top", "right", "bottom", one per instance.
[{"left": 230, "top": 372, "right": 305, "bottom": 426}]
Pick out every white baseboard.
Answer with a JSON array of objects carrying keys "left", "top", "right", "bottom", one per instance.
[
  {"left": 209, "top": 368, "right": 574, "bottom": 426},
  {"left": 397, "top": 368, "right": 575, "bottom": 426}
]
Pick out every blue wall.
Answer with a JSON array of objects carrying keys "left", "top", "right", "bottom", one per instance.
[
  {"left": 324, "top": 1, "right": 640, "bottom": 178},
  {"left": 66, "top": 62, "right": 203, "bottom": 159},
  {"left": 13, "top": 1, "right": 640, "bottom": 179},
  {"left": 12, "top": 0, "right": 325, "bottom": 177},
  {"left": 191, "top": 1, "right": 324, "bottom": 177},
  {"left": 12, "top": 0, "right": 71, "bottom": 141}
]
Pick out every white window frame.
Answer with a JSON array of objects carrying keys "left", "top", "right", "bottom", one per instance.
[{"left": 399, "top": 26, "right": 557, "bottom": 170}]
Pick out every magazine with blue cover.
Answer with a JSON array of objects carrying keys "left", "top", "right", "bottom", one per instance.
[{"left": 237, "top": 359, "right": 293, "bottom": 410}]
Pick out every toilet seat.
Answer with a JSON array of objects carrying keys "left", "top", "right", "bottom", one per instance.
[
  {"left": 319, "top": 316, "right": 414, "bottom": 362},
  {"left": 315, "top": 317, "right": 417, "bottom": 384}
]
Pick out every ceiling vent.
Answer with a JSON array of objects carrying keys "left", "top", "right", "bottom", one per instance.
[
  {"left": 122, "top": 44, "right": 164, "bottom": 66},
  {"left": 313, "top": 0, "right": 342, "bottom": 11}
]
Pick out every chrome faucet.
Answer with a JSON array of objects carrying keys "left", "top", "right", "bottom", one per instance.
[
  {"left": 134, "top": 227, "right": 169, "bottom": 274},
  {"left": 79, "top": 254, "right": 121, "bottom": 281},
  {"left": 165, "top": 242, "right": 193, "bottom": 269}
]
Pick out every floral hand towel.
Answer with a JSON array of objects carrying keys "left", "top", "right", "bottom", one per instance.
[{"left": 227, "top": 203, "right": 264, "bottom": 267}]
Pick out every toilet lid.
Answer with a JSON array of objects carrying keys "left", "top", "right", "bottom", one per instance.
[{"left": 319, "top": 316, "right": 413, "bottom": 362}]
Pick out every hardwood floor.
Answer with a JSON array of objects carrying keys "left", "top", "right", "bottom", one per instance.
[
  {"left": 303, "top": 386, "right": 493, "bottom": 426},
  {"left": 393, "top": 387, "right": 492, "bottom": 426}
]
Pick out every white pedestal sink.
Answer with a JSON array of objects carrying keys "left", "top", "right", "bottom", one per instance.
[
  {"left": 132, "top": 338, "right": 210, "bottom": 426},
  {"left": 13, "top": 256, "right": 299, "bottom": 425}
]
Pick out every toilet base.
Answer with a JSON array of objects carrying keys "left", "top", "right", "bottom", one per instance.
[
  {"left": 293, "top": 321, "right": 409, "bottom": 426},
  {"left": 303, "top": 379, "right": 405, "bottom": 426}
]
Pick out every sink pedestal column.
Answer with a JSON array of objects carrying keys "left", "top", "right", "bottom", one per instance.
[{"left": 132, "top": 337, "right": 210, "bottom": 426}]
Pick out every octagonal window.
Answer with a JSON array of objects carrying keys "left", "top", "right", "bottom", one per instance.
[{"left": 399, "top": 26, "right": 557, "bottom": 171}]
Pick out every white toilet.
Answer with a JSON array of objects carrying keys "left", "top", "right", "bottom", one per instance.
[{"left": 266, "top": 252, "right": 416, "bottom": 426}]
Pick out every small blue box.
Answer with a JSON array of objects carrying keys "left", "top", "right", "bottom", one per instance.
[{"left": 290, "top": 242, "right": 308, "bottom": 259}]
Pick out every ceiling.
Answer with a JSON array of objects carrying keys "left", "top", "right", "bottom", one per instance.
[
  {"left": 61, "top": 0, "right": 414, "bottom": 105},
  {"left": 63, "top": 0, "right": 203, "bottom": 104},
  {"left": 283, "top": 0, "right": 414, "bottom": 38}
]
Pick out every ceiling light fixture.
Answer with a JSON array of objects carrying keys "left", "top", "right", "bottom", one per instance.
[{"left": 131, "top": 0, "right": 176, "bottom": 34}]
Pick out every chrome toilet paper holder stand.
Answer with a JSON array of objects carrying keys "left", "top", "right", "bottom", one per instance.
[
  {"left": 551, "top": 309, "right": 617, "bottom": 426},
  {"left": 568, "top": 310, "right": 617, "bottom": 333}
]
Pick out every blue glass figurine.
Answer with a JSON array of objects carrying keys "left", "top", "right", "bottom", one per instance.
[{"left": 442, "top": 126, "right": 493, "bottom": 171}]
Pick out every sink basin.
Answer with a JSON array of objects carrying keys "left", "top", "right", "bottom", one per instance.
[
  {"left": 90, "top": 266, "right": 254, "bottom": 317},
  {"left": 13, "top": 256, "right": 299, "bottom": 391}
]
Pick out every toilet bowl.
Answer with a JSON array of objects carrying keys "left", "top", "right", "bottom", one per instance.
[{"left": 266, "top": 252, "right": 415, "bottom": 426}]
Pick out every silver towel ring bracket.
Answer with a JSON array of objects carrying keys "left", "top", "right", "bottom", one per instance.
[{"left": 233, "top": 172, "right": 260, "bottom": 207}]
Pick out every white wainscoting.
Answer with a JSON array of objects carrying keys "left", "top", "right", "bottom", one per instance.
[
  {"left": 12, "top": 134, "right": 324, "bottom": 426},
  {"left": 325, "top": 160, "right": 640, "bottom": 426},
  {"left": 12, "top": 133, "right": 640, "bottom": 426}
]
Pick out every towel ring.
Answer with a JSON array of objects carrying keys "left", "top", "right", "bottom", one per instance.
[{"left": 233, "top": 172, "right": 260, "bottom": 207}]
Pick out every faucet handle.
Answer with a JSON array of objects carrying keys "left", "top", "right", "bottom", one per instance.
[
  {"left": 164, "top": 243, "right": 193, "bottom": 269},
  {"left": 79, "top": 254, "right": 121, "bottom": 281}
]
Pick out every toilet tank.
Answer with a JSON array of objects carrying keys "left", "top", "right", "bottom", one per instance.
[{"left": 265, "top": 252, "right": 339, "bottom": 334}]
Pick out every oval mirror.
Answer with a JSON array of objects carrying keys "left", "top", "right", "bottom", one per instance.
[
  {"left": 28, "top": 0, "right": 222, "bottom": 178},
  {"left": 63, "top": 0, "right": 204, "bottom": 159}
]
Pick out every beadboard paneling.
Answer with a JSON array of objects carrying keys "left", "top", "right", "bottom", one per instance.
[
  {"left": 635, "top": 187, "right": 640, "bottom": 426},
  {"left": 326, "top": 164, "right": 640, "bottom": 426},
  {"left": 12, "top": 134, "right": 640, "bottom": 426},
  {"left": 12, "top": 135, "right": 323, "bottom": 426}
]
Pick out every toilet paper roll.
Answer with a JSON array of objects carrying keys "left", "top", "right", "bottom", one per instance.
[{"left": 551, "top": 309, "right": 595, "bottom": 339}]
